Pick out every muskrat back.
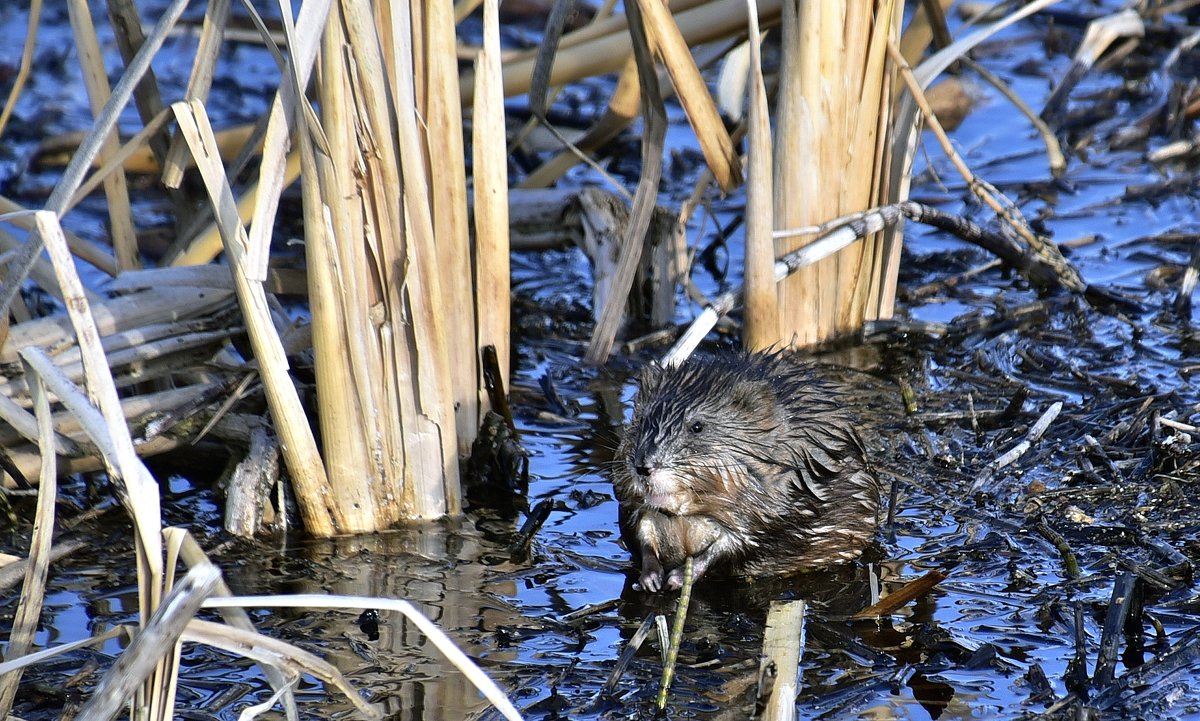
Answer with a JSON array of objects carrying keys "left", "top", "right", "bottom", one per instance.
[{"left": 611, "top": 349, "right": 880, "bottom": 591}]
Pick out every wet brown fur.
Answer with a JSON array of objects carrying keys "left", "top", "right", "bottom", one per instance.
[{"left": 611, "top": 349, "right": 880, "bottom": 591}]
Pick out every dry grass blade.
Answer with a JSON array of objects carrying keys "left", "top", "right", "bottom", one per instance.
[
  {"left": 742, "top": 0, "right": 778, "bottom": 351},
  {"left": 75, "top": 564, "right": 221, "bottom": 721},
  {"left": 0, "top": 363, "right": 58, "bottom": 716},
  {"left": 0, "top": 627, "right": 127, "bottom": 676},
  {"left": 203, "top": 594, "right": 525, "bottom": 721},
  {"left": 172, "top": 99, "right": 334, "bottom": 534},
  {"left": 0, "top": 0, "right": 41, "bottom": 138},
  {"left": 634, "top": 0, "right": 742, "bottom": 191},
  {"left": 584, "top": 0, "right": 666, "bottom": 364}
]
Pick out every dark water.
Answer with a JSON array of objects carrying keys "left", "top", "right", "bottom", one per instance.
[{"left": 5, "top": 2, "right": 1200, "bottom": 720}]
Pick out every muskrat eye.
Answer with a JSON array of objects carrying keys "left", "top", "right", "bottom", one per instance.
[{"left": 689, "top": 420, "right": 704, "bottom": 434}]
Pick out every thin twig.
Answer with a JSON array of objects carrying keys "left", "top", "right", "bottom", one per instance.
[{"left": 656, "top": 556, "right": 694, "bottom": 711}]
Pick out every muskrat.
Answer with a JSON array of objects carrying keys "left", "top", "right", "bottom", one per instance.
[{"left": 611, "top": 349, "right": 880, "bottom": 592}]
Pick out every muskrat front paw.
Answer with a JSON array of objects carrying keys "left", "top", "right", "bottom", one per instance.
[
  {"left": 639, "top": 569, "right": 665, "bottom": 593},
  {"left": 665, "top": 567, "right": 685, "bottom": 591}
]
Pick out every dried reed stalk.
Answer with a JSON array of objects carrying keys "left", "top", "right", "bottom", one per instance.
[
  {"left": 25, "top": 210, "right": 173, "bottom": 718},
  {"left": 634, "top": 0, "right": 742, "bottom": 191},
  {"left": 173, "top": 100, "right": 336, "bottom": 536},
  {"left": 424, "top": 1, "right": 479, "bottom": 457},
  {"left": 161, "top": 0, "right": 232, "bottom": 189},
  {"left": 771, "top": 0, "right": 901, "bottom": 347},
  {"left": 290, "top": 0, "right": 465, "bottom": 528},
  {"left": 0, "top": 0, "right": 40, "bottom": 139},
  {"left": 66, "top": 0, "right": 139, "bottom": 271},
  {"left": 459, "top": 0, "right": 784, "bottom": 101},
  {"left": 474, "top": 0, "right": 510, "bottom": 395},
  {"left": 743, "top": 1, "right": 778, "bottom": 350}
]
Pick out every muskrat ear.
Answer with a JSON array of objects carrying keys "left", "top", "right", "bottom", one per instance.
[
  {"left": 727, "top": 378, "right": 774, "bottom": 414},
  {"left": 636, "top": 361, "right": 665, "bottom": 392}
]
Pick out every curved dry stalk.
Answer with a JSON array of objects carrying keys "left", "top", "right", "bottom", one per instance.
[
  {"left": 960, "top": 57, "right": 1066, "bottom": 176},
  {"left": 182, "top": 620, "right": 381, "bottom": 720},
  {"left": 203, "top": 594, "right": 525, "bottom": 721}
]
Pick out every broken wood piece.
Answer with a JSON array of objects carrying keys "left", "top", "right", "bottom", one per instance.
[
  {"left": 761, "top": 600, "right": 807, "bottom": 721},
  {"left": 224, "top": 424, "right": 281, "bottom": 538},
  {"left": 853, "top": 570, "right": 948, "bottom": 619}
]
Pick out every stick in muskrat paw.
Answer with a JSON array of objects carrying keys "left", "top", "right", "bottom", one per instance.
[{"left": 611, "top": 348, "right": 881, "bottom": 591}]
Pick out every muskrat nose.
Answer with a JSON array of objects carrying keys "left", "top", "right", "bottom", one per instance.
[{"left": 634, "top": 465, "right": 651, "bottom": 478}]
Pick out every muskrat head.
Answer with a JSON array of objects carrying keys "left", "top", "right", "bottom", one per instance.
[{"left": 617, "top": 354, "right": 787, "bottom": 516}]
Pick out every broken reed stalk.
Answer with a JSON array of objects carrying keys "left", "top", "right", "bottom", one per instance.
[
  {"left": 761, "top": 600, "right": 806, "bottom": 721},
  {"left": 174, "top": 100, "right": 336, "bottom": 537},
  {"left": 771, "top": 0, "right": 902, "bottom": 348}
]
